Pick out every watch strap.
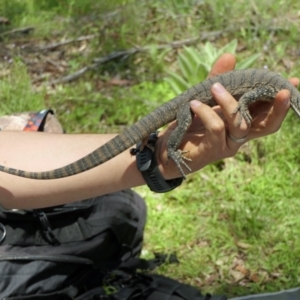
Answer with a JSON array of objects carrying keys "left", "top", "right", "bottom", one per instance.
[{"left": 135, "top": 133, "right": 183, "bottom": 193}]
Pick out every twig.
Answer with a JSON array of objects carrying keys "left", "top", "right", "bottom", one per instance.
[
  {"left": 47, "top": 31, "right": 223, "bottom": 86},
  {"left": 47, "top": 50, "right": 138, "bottom": 85},
  {"left": 0, "top": 26, "right": 34, "bottom": 38},
  {"left": 48, "top": 66, "right": 90, "bottom": 85},
  {"left": 92, "top": 49, "right": 139, "bottom": 64},
  {"left": 39, "top": 34, "right": 97, "bottom": 51}
]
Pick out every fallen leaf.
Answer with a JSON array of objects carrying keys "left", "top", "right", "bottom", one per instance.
[
  {"left": 236, "top": 241, "right": 252, "bottom": 249},
  {"left": 109, "top": 78, "right": 133, "bottom": 86},
  {"left": 205, "top": 273, "right": 219, "bottom": 285},
  {"left": 0, "top": 17, "right": 10, "bottom": 25},
  {"left": 235, "top": 264, "right": 250, "bottom": 276},
  {"left": 230, "top": 270, "right": 245, "bottom": 283},
  {"left": 282, "top": 58, "right": 294, "bottom": 70},
  {"left": 0, "top": 69, "right": 10, "bottom": 77},
  {"left": 249, "top": 273, "right": 260, "bottom": 282}
]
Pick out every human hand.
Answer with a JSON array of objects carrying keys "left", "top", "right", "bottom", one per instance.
[{"left": 157, "top": 53, "right": 299, "bottom": 179}]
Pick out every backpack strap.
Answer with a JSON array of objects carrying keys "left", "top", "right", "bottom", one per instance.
[
  {"left": 120, "top": 253, "right": 179, "bottom": 272},
  {"left": 34, "top": 210, "right": 61, "bottom": 245},
  {"left": 108, "top": 273, "right": 227, "bottom": 300},
  {"left": 23, "top": 109, "right": 55, "bottom": 132}
]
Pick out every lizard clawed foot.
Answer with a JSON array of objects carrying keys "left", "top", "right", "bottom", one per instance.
[
  {"left": 167, "top": 149, "right": 192, "bottom": 179},
  {"left": 232, "top": 104, "right": 252, "bottom": 127}
]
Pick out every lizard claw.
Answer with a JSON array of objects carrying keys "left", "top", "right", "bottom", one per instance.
[
  {"left": 167, "top": 149, "right": 192, "bottom": 179},
  {"left": 232, "top": 104, "right": 252, "bottom": 127}
]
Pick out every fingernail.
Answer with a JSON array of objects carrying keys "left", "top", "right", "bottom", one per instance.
[
  {"left": 212, "top": 82, "right": 226, "bottom": 94},
  {"left": 284, "top": 96, "right": 290, "bottom": 107},
  {"left": 190, "top": 100, "right": 201, "bottom": 108}
]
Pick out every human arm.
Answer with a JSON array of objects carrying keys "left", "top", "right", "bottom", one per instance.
[{"left": 0, "top": 131, "right": 147, "bottom": 209}]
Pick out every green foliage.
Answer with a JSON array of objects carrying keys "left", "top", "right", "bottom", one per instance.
[
  {"left": 0, "top": 1, "right": 27, "bottom": 26},
  {"left": 51, "top": 80, "right": 174, "bottom": 134},
  {"left": 165, "top": 40, "right": 261, "bottom": 94},
  {"left": 137, "top": 114, "right": 300, "bottom": 295},
  {"left": 0, "top": 0, "right": 123, "bottom": 20},
  {"left": 0, "top": 61, "right": 45, "bottom": 115}
]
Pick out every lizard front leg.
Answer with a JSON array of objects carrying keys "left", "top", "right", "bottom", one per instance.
[
  {"left": 167, "top": 103, "right": 193, "bottom": 179},
  {"left": 233, "top": 86, "right": 277, "bottom": 126}
]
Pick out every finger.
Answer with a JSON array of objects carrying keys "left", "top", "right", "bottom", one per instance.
[
  {"left": 211, "top": 83, "right": 249, "bottom": 136},
  {"left": 190, "top": 100, "right": 225, "bottom": 143},
  {"left": 250, "top": 90, "right": 290, "bottom": 139},
  {"left": 288, "top": 77, "right": 299, "bottom": 87},
  {"left": 207, "top": 53, "right": 236, "bottom": 78}
]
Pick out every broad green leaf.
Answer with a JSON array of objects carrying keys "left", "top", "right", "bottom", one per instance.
[
  {"left": 178, "top": 51, "right": 195, "bottom": 82},
  {"left": 165, "top": 40, "right": 260, "bottom": 95},
  {"left": 182, "top": 46, "right": 201, "bottom": 66},
  {"left": 236, "top": 53, "right": 261, "bottom": 70},
  {"left": 218, "top": 39, "right": 237, "bottom": 55},
  {"left": 157, "top": 48, "right": 172, "bottom": 61},
  {"left": 195, "top": 63, "right": 210, "bottom": 82},
  {"left": 165, "top": 71, "right": 189, "bottom": 94},
  {"left": 202, "top": 42, "right": 218, "bottom": 64}
]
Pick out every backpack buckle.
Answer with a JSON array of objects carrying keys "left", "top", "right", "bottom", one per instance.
[
  {"left": 119, "top": 244, "right": 133, "bottom": 263},
  {"left": 0, "top": 222, "right": 6, "bottom": 244},
  {"left": 35, "top": 211, "right": 61, "bottom": 245}
]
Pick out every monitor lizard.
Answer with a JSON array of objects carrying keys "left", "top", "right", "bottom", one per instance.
[{"left": 0, "top": 68, "right": 299, "bottom": 179}]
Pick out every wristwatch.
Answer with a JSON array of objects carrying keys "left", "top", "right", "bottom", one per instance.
[{"left": 134, "top": 132, "right": 183, "bottom": 193}]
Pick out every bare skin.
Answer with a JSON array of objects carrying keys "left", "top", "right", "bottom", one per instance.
[{"left": 0, "top": 53, "right": 297, "bottom": 209}]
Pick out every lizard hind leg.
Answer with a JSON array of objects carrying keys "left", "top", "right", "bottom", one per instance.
[
  {"left": 166, "top": 103, "right": 193, "bottom": 179},
  {"left": 232, "top": 87, "right": 277, "bottom": 127}
]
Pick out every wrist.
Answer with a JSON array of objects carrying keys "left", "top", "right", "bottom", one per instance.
[
  {"left": 134, "top": 132, "right": 183, "bottom": 193},
  {"left": 155, "top": 131, "right": 184, "bottom": 180}
]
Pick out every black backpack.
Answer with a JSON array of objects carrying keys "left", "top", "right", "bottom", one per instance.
[
  {"left": 0, "top": 192, "right": 227, "bottom": 300},
  {"left": 0, "top": 191, "right": 145, "bottom": 299}
]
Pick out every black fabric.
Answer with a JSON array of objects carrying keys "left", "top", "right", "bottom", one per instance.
[
  {"left": 75, "top": 270, "right": 227, "bottom": 300},
  {"left": 0, "top": 190, "right": 146, "bottom": 299},
  {"left": 0, "top": 188, "right": 228, "bottom": 300},
  {"left": 73, "top": 254, "right": 227, "bottom": 300}
]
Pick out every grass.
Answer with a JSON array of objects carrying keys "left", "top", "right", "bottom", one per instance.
[
  {"left": 0, "top": 60, "right": 45, "bottom": 114},
  {"left": 138, "top": 112, "right": 300, "bottom": 296},
  {"left": 1, "top": 0, "right": 300, "bottom": 297}
]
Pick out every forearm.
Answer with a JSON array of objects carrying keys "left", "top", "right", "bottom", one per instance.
[{"left": 0, "top": 131, "right": 146, "bottom": 209}]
